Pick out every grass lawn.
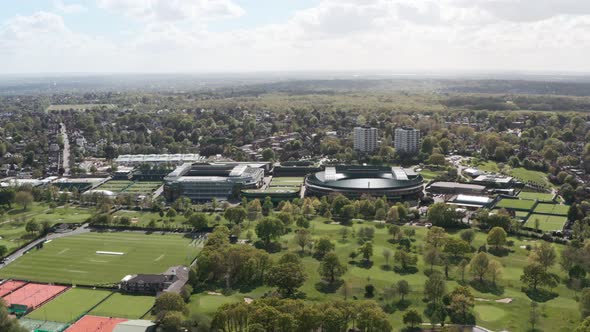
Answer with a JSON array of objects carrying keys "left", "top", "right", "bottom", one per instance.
[
  {"left": 0, "top": 232, "right": 201, "bottom": 285},
  {"left": 26, "top": 288, "right": 112, "bottom": 323},
  {"left": 518, "top": 191, "right": 555, "bottom": 202},
  {"left": 270, "top": 177, "right": 304, "bottom": 187},
  {"left": 510, "top": 168, "right": 550, "bottom": 187},
  {"left": 525, "top": 214, "right": 567, "bottom": 232},
  {"left": 419, "top": 169, "right": 445, "bottom": 181},
  {"left": 476, "top": 161, "right": 500, "bottom": 173},
  {"left": 89, "top": 293, "right": 154, "bottom": 319},
  {"left": 533, "top": 203, "right": 570, "bottom": 216},
  {"left": 0, "top": 204, "right": 93, "bottom": 251},
  {"left": 495, "top": 198, "right": 536, "bottom": 211},
  {"left": 95, "top": 180, "right": 133, "bottom": 193},
  {"left": 204, "top": 217, "right": 581, "bottom": 332},
  {"left": 123, "top": 182, "right": 163, "bottom": 195}
]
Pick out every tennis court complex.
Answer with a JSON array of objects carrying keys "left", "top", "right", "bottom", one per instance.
[
  {"left": 65, "top": 315, "right": 127, "bottom": 332},
  {"left": 26, "top": 288, "right": 112, "bottom": 323},
  {"left": 3, "top": 283, "right": 68, "bottom": 311},
  {"left": 525, "top": 214, "right": 567, "bottom": 232}
]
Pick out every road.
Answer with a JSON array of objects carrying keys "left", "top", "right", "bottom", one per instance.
[
  {"left": 0, "top": 224, "right": 91, "bottom": 269},
  {"left": 60, "top": 122, "right": 70, "bottom": 176}
]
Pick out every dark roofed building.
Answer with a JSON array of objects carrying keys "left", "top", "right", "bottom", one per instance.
[{"left": 120, "top": 266, "right": 189, "bottom": 296}]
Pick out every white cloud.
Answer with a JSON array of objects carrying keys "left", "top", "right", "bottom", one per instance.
[
  {"left": 2, "top": 1, "right": 590, "bottom": 73},
  {"left": 96, "top": 0, "right": 245, "bottom": 22},
  {"left": 53, "top": 0, "right": 87, "bottom": 14}
]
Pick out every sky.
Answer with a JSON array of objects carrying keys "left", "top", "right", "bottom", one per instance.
[{"left": 1, "top": 0, "right": 590, "bottom": 74}]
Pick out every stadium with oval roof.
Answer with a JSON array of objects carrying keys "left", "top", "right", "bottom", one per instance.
[{"left": 304, "top": 166, "right": 424, "bottom": 201}]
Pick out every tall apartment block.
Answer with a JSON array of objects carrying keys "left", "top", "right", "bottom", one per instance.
[
  {"left": 353, "top": 127, "right": 378, "bottom": 153},
  {"left": 394, "top": 127, "right": 420, "bottom": 154}
]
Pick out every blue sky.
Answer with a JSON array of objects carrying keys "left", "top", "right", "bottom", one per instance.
[{"left": 1, "top": 0, "right": 590, "bottom": 73}]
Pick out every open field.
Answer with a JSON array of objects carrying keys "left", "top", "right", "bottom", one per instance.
[
  {"left": 475, "top": 161, "right": 501, "bottom": 173},
  {"left": 0, "top": 204, "right": 92, "bottom": 251},
  {"left": 26, "top": 288, "right": 112, "bottom": 323},
  {"left": 88, "top": 293, "right": 154, "bottom": 319},
  {"left": 533, "top": 203, "right": 570, "bottom": 216},
  {"left": 192, "top": 218, "right": 580, "bottom": 332},
  {"left": 418, "top": 168, "right": 445, "bottom": 181},
  {"left": 46, "top": 104, "right": 115, "bottom": 112},
  {"left": 0, "top": 232, "right": 201, "bottom": 285},
  {"left": 525, "top": 214, "right": 568, "bottom": 232},
  {"left": 510, "top": 167, "right": 550, "bottom": 187},
  {"left": 495, "top": 198, "right": 536, "bottom": 211},
  {"left": 518, "top": 191, "right": 555, "bottom": 202}
]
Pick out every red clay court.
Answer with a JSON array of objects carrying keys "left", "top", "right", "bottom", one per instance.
[
  {"left": 3, "top": 283, "right": 68, "bottom": 309},
  {"left": 65, "top": 315, "right": 127, "bottom": 332},
  {"left": 0, "top": 280, "right": 27, "bottom": 297}
]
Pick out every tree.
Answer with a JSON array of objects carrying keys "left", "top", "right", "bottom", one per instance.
[
  {"left": 358, "top": 241, "right": 373, "bottom": 262},
  {"left": 261, "top": 148, "right": 275, "bottom": 161},
  {"left": 424, "top": 272, "right": 446, "bottom": 306},
  {"left": 314, "top": 237, "right": 335, "bottom": 259},
  {"left": 428, "top": 203, "right": 460, "bottom": 228},
  {"left": 460, "top": 229, "right": 476, "bottom": 246},
  {"left": 386, "top": 206, "right": 400, "bottom": 223},
  {"left": 458, "top": 258, "right": 469, "bottom": 283},
  {"left": 469, "top": 252, "right": 490, "bottom": 282},
  {"left": 159, "top": 311, "right": 185, "bottom": 332},
  {"left": 397, "top": 280, "right": 411, "bottom": 302},
  {"left": 576, "top": 317, "right": 590, "bottom": 332},
  {"left": 166, "top": 208, "right": 177, "bottom": 218},
  {"left": 224, "top": 207, "right": 247, "bottom": 225},
  {"left": 580, "top": 288, "right": 590, "bottom": 319},
  {"left": 0, "top": 299, "right": 28, "bottom": 332},
  {"left": 424, "top": 247, "right": 441, "bottom": 273},
  {"left": 266, "top": 254, "right": 306, "bottom": 297},
  {"left": 388, "top": 224, "right": 401, "bottom": 242},
  {"left": 426, "top": 226, "right": 447, "bottom": 249},
  {"left": 340, "top": 204, "right": 356, "bottom": 224},
  {"left": 188, "top": 213, "right": 208, "bottom": 231},
  {"left": 153, "top": 293, "right": 188, "bottom": 317},
  {"left": 488, "top": 259, "right": 503, "bottom": 286},
  {"left": 294, "top": 229, "right": 312, "bottom": 253},
  {"left": 447, "top": 287, "right": 475, "bottom": 324},
  {"left": 530, "top": 242, "right": 557, "bottom": 272},
  {"left": 318, "top": 252, "right": 347, "bottom": 283},
  {"left": 443, "top": 237, "right": 471, "bottom": 260},
  {"left": 15, "top": 191, "right": 33, "bottom": 210},
  {"left": 486, "top": 227, "right": 507, "bottom": 250},
  {"left": 394, "top": 249, "right": 418, "bottom": 271},
  {"left": 25, "top": 220, "right": 39, "bottom": 234},
  {"left": 255, "top": 217, "right": 285, "bottom": 246},
  {"left": 521, "top": 263, "right": 558, "bottom": 291},
  {"left": 403, "top": 309, "right": 423, "bottom": 329}
]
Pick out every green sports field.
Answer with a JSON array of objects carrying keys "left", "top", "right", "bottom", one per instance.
[
  {"left": 525, "top": 214, "right": 567, "bottom": 232},
  {"left": 495, "top": 198, "right": 536, "bottom": 211},
  {"left": 0, "top": 232, "right": 201, "bottom": 285},
  {"left": 26, "top": 288, "right": 112, "bottom": 323},
  {"left": 518, "top": 191, "right": 555, "bottom": 202},
  {"left": 89, "top": 293, "right": 154, "bottom": 319},
  {"left": 533, "top": 203, "right": 569, "bottom": 216}
]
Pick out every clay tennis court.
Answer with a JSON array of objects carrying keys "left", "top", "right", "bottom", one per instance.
[
  {"left": 0, "top": 280, "right": 26, "bottom": 296},
  {"left": 3, "top": 283, "right": 68, "bottom": 309},
  {"left": 65, "top": 315, "right": 127, "bottom": 332}
]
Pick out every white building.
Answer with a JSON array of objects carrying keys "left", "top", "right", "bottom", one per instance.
[
  {"left": 394, "top": 127, "right": 421, "bottom": 154},
  {"left": 353, "top": 127, "right": 378, "bottom": 153}
]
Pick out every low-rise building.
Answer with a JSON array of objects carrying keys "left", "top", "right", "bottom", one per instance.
[{"left": 427, "top": 182, "right": 486, "bottom": 196}]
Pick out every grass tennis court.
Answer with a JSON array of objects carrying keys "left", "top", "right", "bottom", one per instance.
[
  {"left": 525, "top": 214, "right": 567, "bottom": 232},
  {"left": 0, "top": 232, "right": 201, "bottom": 285},
  {"left": 95, "top": 180, "right": 133, "bottom": 193},
  {"left": 533, "top": 203, "right": 569, "bottom": 216},
  {"left": 495, "top": 198, "right": 536, "bottom": 211},
  {"left": 26, "top": 288, "right": 112, "bottom": 323},
  {"left": 269, "top": 177, "right": 304, "bottom": 187},
  {"left": 89, "top": 293, "right": 154, "bottom": 319},
  {"left": 518, "top": 191, "right": 555, "bottom": 202}
]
